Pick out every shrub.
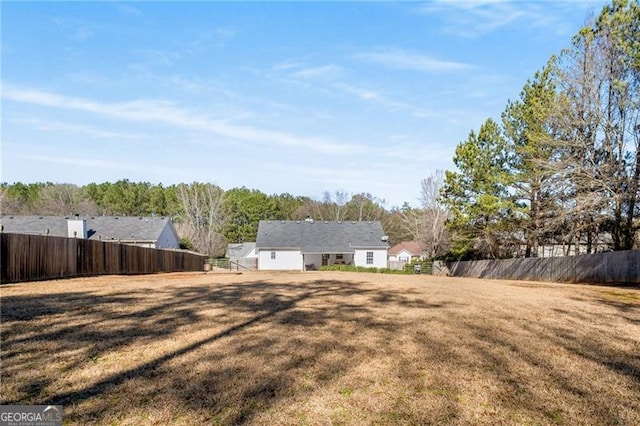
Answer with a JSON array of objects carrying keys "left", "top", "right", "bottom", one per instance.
[
  {"left": 403, "top": 260, "right": 434, "bottom": 274},
  {"left": 319, "top": 265, "right": 414, "bottom": 275},
  {"left": 179, "top": 238, "right": 195, "bottom": 250}
]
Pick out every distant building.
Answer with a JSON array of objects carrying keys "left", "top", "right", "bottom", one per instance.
[
  {"left": 255, "top": 220, "right": 388, "bottom": 271},
  {"left": 225, "top": 242, "right": 258, "bottom": 270},
  {"left": 225, "top": 242, "right": 257, "bottom": 260},
  {"left": 388, "top": 241, "right": 425, "bottom": 263},
  {"left": 0, "top": 215, "right": 180, "bottom": 249}
]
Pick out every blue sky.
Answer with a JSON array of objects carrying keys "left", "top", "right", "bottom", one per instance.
[{"left": 1, "top": 0, "right": 607, "bottom": 208}]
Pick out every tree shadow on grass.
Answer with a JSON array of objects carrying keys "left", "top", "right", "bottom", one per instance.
[
  {"left": 456, "top": 306, "right": 640, "bottom": 425},
  {"left": 1, "top": 277, "right": 460, "bottom": 424},
  {"left": 2, "top": 275, "right": 639, "bottom": 425},
  {"left": 594, "top": 292, "right": 640, "bottom": 326}
]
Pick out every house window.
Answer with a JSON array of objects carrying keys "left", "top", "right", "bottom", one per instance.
[
  {"left": 366, "top": 251, "right": 374, "bottom": 265},
  {"left": 322, "top": 254, "right": 330, "bottom": 266},
  {"left": 271, "top": 251, "right": 276, "bottom": 260}
]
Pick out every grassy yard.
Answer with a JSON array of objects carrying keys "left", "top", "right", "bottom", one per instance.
[{"left": 1, "top": 271, "right": 638, "bottom": 425}]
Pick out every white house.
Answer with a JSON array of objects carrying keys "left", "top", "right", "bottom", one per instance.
[
  {"left": 388, "top": 241, "right": 425, "bottom": 263},
  {"left": 0, "top": 215, "right": 181, "bottom": 249},
  {"left": 255, "top": 219, "right": 388, "bottom": 271}
]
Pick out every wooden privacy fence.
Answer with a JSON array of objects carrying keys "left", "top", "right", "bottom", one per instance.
[
  {"left": 442, "top": 250, "right": 639, "bottom": 285},
  {"left": 1, "top": 233, "right": 207, "bottom": 284}
]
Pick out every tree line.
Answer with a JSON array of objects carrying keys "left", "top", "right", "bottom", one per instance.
[
  {"left": 0, "top": 180, "right": 447, "bottom": 257},
  {"left": 441, "top": 0, "right": 640, "bottom": 259}
]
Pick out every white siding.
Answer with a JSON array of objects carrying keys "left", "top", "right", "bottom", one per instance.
[
  {"left": 156, "top": 223, "right": 180, "bottom": 249},
  {"left": 390, "top": 249, "right": 414, "bottom": 262},
  {"left": 258, "top": 249, "right": 303, "bottom": 270},
  {"left": 353, "top": 249, "right": 387, "bottom": 268},
  {"left": 397, "top": 249, "right": 412, "bottom": 262},
  {"left": 67, "top": 219, "right": 87, "bottom": 239}
]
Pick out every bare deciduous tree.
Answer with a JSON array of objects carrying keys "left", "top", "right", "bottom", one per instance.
[
  {"left": 175, "top": 183, "right": 226, "bottom": 256},
  {"left": 551, "top": 3, "right": 640, "bottom": 252},
  {"left": 420, "top": 171, "right": 450, "bottom": 258},
  {"left": 346, "top": 193, "right": 386, "bottom": 221},
  {"left": 38, "top": 184, "right": 99, "bottom": 216},
  {"left": 396, "top": 203, "right": 425, "bottom": 249},
  {"left": 321, "top": 190, "right": 350, "bottom": 221}
]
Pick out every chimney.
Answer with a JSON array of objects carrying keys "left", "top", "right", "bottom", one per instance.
[{"left": 67, "top": 217, "right": 87, "bottom": 239}]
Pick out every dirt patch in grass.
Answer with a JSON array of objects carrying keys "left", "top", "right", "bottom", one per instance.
[{"left": 1, "top": 272, "right": 639, "bottom": 425}]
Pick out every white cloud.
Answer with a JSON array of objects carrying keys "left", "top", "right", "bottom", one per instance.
[
  {"left": 357, "top": 48, "right": 473, "bottom": 72},
  {"left": 273, "top": 60, "right": 309, "bottom": 72},
  {"left": 2, "top": 84, "right": 363, "bottom": 155},
  {"left": 264, "top": 162, "right": 401, "bottom": 199},
  {"left": 50, "top": 16, "right": 96, "bottom": 41},
  {"left": 8, "top": 152, "right": 208, "bottom": 184},
  {"left": 112, "top": 3, "right": 143, "bottom": 16},
  {"left": 138, "top": 48, "right": 183, "bottom": 67},
  {"left": 333, "top": 82, "right": 438, "bottom": 118},
  {"left": 14, "top": 154, "right": 142, "bottom": 171},
  {"left": 291, "top": 65, "right": 344, "bottom": 81},
  {"left": 75, "top": 26, "right": 95, "bottom": 41},
  {"left": 269, "top": 58, "right": 440, "bottom": 118},
  {"left": 9, "top": 116, "right": 145, "bottom": 140},
  {"left": 333, "top": 82, "right": 382, "bottom": 101},
  {"left": 214, "top": 27, "right": 237, "bottom": 43},
  {"left": 414, "top": 0, "right": 590, "bottom": 38}
]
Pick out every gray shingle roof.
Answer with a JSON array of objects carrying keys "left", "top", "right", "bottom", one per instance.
[
  {"left": 0, "top": 215, "right": 174, "bottom": 242},
  {"left": 256, "top": 220, "right": 388, "bottom": 253},
  {"left": 225, "top": 242, "right": 256, "bottom": 258}
]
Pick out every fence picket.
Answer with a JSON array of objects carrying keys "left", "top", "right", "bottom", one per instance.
[
  {"left": 444, "top": 250, "right": 640, "bottom": 285},
  {"left": 1, "top": 233, "right": 207, "bottom": 284}
]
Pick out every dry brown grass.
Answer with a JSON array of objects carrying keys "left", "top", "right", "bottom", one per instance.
[{"left": 1, "top": 271, "right": 638, "bottom": 425}]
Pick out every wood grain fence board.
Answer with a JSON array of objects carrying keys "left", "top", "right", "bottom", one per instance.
[
  {"left": 1, "top": 233, "right": 206, "bottom": 284},
  {"left": 446, "top": 250, "right": 639, "bottom": 285}
]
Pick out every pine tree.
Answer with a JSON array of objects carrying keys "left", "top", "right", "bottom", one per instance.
[{"left": 441, "top": 118, "right": 517, "bottom": 259}]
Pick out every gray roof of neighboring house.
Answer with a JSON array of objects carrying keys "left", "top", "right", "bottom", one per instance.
[
  {"left": 0, "top": 215, "right": 175, "bottom": 242},
  {"left": 225, "top": 242, "right": 256, "bottom": 258},
  {"left": 256, "top": 220, "right": 388, "bottom": 253}
]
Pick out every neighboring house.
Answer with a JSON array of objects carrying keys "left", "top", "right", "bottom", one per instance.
[
  {"left": 388, "top": 241, "right": 425, "bottom": 263},
  {"left": 255, "top": 219, "right": 388, "bottom": 271},
  {"left": 225, "top": 242, "right": 257, "bottom": 259},
  {"left": 0, "top": 215, "right": 180, "bottom": 249},
  {"left": 515, "top": 232, "right": 615, "bottom": 257},
  {"left": 225, "top": 242, "right": 258, "bottom": 270}
]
